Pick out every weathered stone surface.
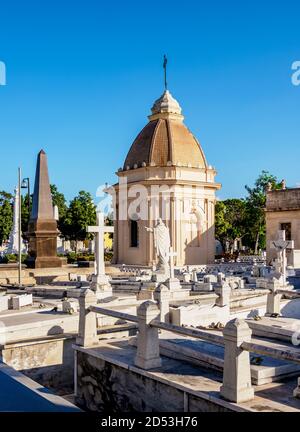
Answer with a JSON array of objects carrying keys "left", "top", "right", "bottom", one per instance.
[
  {"left": 134, "top": 301, "right": 161, "bottom": 370},
  {"left": 1, "top": 336, "right": 75, "bottom": 393},
  {"left": 0, "top": 295, "right": 9, "bottom": 312},
  {"left": 75, "top": 350, "right": 218, "bottom": 412},
  {"left": 11, "top": 294, "right": 33, "bottom": 310}
]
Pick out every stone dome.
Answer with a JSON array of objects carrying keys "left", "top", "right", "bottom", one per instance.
[{"left": 123, "top": 90, "right": 208, "bottom": 170}]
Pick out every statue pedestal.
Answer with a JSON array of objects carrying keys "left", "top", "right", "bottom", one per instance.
[
  {"left": 164, "top": 278, "right": 189, "bottom": 300},
  {"left": 90, "top": 274, "right": 112, "bottom": 299},
  {"left": 27, "top": 221, "right": 63, "bottom": 269},
  {"left": 151, "top": 272, "right": 168, "bottom": 283},
  {"left": 164, "top": 278, "right": 181, "bottom": 291}
]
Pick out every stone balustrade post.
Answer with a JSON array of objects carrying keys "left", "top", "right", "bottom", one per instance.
[
  {"left": 220, "top": 319, "right": 254, "bottom": 403},
  {"left": 266, "top": 281, "right": 282, "bottom": 316},
  {"left": 134, "top": 301, "right": 161, "bottom": 370},
  {"left": 153, "top": 284, "right": 170, "bottom": 323},
  {"left": 217, "top": 272, "right": 225, "bottom": 284},
  {"left": 215, "top": 282, "right": 231, "bottom": 307},
  {"left": 192, "top": 270, "right": 198, "bottom": 283},
  {"left": 76, "top": 289, "right": 98, "bottom": 347}
]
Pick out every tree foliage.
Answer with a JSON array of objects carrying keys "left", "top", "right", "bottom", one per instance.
[
  {"left": 244, "top": 170, "right": 281, "bottom": 253},
  {"left": 0, "top": 185, "right": 97, "bottom": 249},
  {"left": 0, "top": 191, "right": 13, "bottom": 245},
  {"left": 50, "top": 184, "right": 68, "bottom": 235},
  {"left": 215, "top": 199, "right": 247, "bottom": 250},
  {"left": 62, "top": 191, "right": 96, "bottom": 245},
  {"left": 21, "top": 193, "right": 32, "bottom": 237},
  {"left": 215, "top": 170, "right": 282, "bottom": 254}
]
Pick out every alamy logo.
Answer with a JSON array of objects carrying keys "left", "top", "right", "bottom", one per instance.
[
  {"left": 0, "top": 61, "right": 6, "bottom": 85},
  {"left": 291, "top": 61, "right": 300, "bottom": 86}
]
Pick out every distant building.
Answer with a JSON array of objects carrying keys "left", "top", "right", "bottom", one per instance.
[
  {"left": 110, "top": 89, "right": 221, "bottom": 266},
  {"left": 266, "top": 186, "right": 300, "bottom": 267}
]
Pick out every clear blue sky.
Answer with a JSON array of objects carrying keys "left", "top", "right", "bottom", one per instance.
[{"left": 0, "top": 0, "right": 300, "bottom": 202}]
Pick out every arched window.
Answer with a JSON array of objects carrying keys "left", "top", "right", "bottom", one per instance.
[{"left": 130, "top": 220, "right": 139, "bottom": 247}]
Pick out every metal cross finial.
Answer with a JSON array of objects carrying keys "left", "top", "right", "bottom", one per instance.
[{"left": 163, "top": 54, "right": 168, "bottom": 91}]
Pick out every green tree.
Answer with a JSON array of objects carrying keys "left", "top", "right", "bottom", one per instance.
[
  {"left": 21, "top": 193, "right": 32, "bottom": 237},
  {"left": 105, "top": 211, "right": 114, "bottom": 240},
  {"left": 50, "top": 184, "right": 67, "bottom": 220},
  {"left": 215, "top": 199, "right": 247, "bottom": 251},
  {"left": 50, "top": 184, "right": 68, "bottom": 235},
  {"left": 63, "top": 191, "right": 96, "bottom": 250},
  {"left": 244, "top": 170, "right": 281, "bottom": 253},
  {"left": 0, "top": 191, "right": 13, "bottom": 245}
]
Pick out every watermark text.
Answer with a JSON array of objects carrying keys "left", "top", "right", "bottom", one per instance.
[
  {"left": 0, "top": 61, "right": 6, "bottom": 86},
  {"left": 291, "top": 61, "right": 300, "bottom": 86}
]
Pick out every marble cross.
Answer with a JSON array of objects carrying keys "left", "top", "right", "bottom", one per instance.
[
  {"left": 270, "top": 230, "right": 294, "bottom": 283},
  {"left": 87, "top": 211, "right": 114, "bottom": 277},
  {"left": 168, "top": 246, "right": 177, "bottom": 279}
]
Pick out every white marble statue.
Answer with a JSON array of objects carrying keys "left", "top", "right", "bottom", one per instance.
[
  {"left": 270, "top": 230, "right": 294, "bottom": 286},
  {"left": 145, "top": 218, "right": 170, "bottom": 273},
  {"left": 5, "top": 186, "right": 26, "bottom": 254}
]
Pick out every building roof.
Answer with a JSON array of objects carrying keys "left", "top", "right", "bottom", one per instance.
[
  {"left": 266, "top": 187, "right": 300, "bottom": 212},
  {"left": 123, "top": 91, "right": 208, "bottom": 170}
]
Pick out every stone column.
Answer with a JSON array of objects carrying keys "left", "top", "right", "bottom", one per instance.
[
  {"left": 293, "top": 378, "right": 300, "bottom": 398},
  {"left": 170, "top": 195, "right": 176, "bottom": 265},
  {"left": 266, "top": 292, "right": 282, "bottom": 316},
  {"left": 215, "top": 282, "right": 231, "bottom": 307},
  {"left": 147, "top": 196, "right": 154, "bottom": 267},
  {"left": 266, "top": 281, "right": 282, "bottom": 316},
  {"left": 76, "top": 289, "right": 98, "bottom": 347},
  {"left": 112, "top": 202, "right": 119, "bottom": 264},
  {"left": 134, "top": 301, "right": 161, "bottom": 370},
  {"left": 217, "top": 272, "right": 225, "bottom": 284},
  {"left": 192, "top": 270, "right": 198, "bottom": 283},
  {"left": 220, "top": 319, "right": 254, "bottom": 403},
  {"left": 154, "top": 284, "right": 170, "bottom": 323}
]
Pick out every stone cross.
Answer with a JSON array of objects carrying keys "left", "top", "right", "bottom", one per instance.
[
  {"left": 87, "top": 211, "right": 114, "bottom": 277},
  {"left": 168, "top": 246, "right": 177, "bottom": 279},
  {"left": 270, "top": 230, "right": 294, "bottom": 284}
]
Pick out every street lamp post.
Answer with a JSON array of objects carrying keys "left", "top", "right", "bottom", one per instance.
[{"left": 18, "top": 168, "right": 22, "bottom": 286}]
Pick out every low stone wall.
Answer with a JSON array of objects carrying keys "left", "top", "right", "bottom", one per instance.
[
  {"left": 1, "top": 335, "right": 75, "bottom": 394},
  {"left": 0, "top": 314, "right": 79, "bottom": 344},
  {"left": 75, "top": 349, "right": 246, "bottom": 412}
]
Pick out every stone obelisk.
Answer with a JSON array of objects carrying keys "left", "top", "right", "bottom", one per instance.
[{"left": 27, "top": 150, "right": 62, "bottom": 268}]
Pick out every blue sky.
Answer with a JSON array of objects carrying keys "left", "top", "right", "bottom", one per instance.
[{"left": 0, "top": 0, "right": 300, "bottom": 202}]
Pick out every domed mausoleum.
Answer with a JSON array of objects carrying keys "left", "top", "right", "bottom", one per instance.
[{"left": 111, "top": 90, "right": 221, "bottom": 266}]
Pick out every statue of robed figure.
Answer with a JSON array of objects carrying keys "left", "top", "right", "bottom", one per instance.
[{"left": 145, "top": 218, "right": 170, "bottom": 273}]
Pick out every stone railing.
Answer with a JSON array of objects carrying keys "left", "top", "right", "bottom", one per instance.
[
  {"left": 184, "top": 263, "right": 255, "bottom": 274},
  {"left": 117, "top": 262, "right": 260, "bottom": 276},
  {"left": 76, "top": 289, "right": 300, "bottom": 404}
]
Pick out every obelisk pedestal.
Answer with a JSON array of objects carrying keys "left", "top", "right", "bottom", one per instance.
[{"left": 27, "top": 150, "right": 62, "bottom": 269}]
